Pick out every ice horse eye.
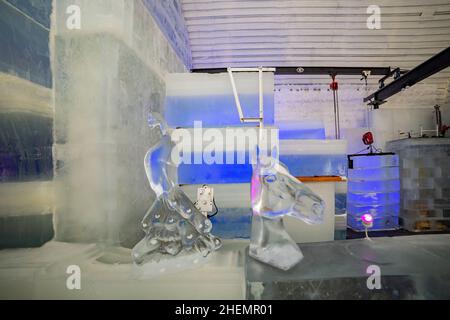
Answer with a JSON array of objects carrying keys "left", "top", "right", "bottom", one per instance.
[{"left": 264, "top": 175, "right": 277, "bottom": 183}]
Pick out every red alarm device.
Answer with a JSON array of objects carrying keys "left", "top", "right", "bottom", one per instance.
[{"left": 362, "top": 132, "right": 374, "bottom": 146}]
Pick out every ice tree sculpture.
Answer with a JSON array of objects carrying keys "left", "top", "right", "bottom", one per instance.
[
  {"left": 132, "top": 113, "right": 222, "bottom": 265},
  {"left": 249, "top": 147, "right": 325, "bottom": 270}
]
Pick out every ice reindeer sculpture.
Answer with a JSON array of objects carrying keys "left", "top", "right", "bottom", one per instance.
[
  {"left": 249, "top": 147, "right": 325, "bottom": 270},
  {"left": 132, "top": 113, "right": 222, "bottom": 265}
]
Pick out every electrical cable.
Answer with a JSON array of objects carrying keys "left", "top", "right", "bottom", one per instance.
[{"left": 207, "top": 197, "right": 219, "bottom": 219}]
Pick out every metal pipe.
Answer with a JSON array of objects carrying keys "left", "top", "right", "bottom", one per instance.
[
  {"left": 227, "top": 68, "right": 244, "bottom": 121},
  {"left": 258, "top": 67, "right": 264, "bottom": 144},
  {"left": 435, "top": 105, "right": 442, "bottom": 137},
  {"left": 336, "top": 89, "right": 341, "bottom": 140}
]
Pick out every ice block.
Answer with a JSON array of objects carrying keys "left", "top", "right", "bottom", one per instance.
[
  {"left": 174, "top": 127, "right": 279, "bottom": 184},
  {"left": 279, "top": 140, "right": 348, "bottom": 177},
  {"left": 165, "top": 73, "right": 274, "bottom": 128},
  {"left": 276, "top": 120, "right": 326, "bottom": 140},
  {"left": 347, "top": 153, "right": 400, "bottom": 231}
]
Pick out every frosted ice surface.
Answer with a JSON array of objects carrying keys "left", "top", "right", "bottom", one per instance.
[
  {"left": 132, "top": 114, "right": 222, "bottom": 265},
  {"left": 249, "top": 149, "right": 325, "bottom": 271},
  {"left": 165, "top": 73, "right": 274, "bottom": 128}
]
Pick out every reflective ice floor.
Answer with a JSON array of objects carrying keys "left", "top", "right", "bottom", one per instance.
[
  {"left": 0, "top": 240, "right": 247, "bottom": 300},
  {"left": 1, "top": 235, "right": 450, "bottom": 299},
  {"left": 246, "top": 234, "right": 450, "bottom": 299}
]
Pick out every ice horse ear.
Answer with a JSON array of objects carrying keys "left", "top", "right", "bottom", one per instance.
[
  {"left": 147, "top": 112, "right": 168, "bottom": 134},
  {"left": 251, "top": 145, "right": 261, "bottom": 170},
  {"left": 256, "top": 144, "right": 279, "bottom": 174},
  {"left": 269, "top": 144, "right": 279, "bottom": 168}
]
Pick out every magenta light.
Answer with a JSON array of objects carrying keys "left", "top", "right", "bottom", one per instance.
[{"left": 362, "top": 214, "right": 373, "bottom": 223}]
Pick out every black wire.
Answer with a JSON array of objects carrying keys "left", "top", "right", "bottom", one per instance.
[
  {"left": 193, "top": 187, "right": 219, "bottom": 219},
  {"left": 355, "top": 146, "right": 371, "bottom": 154},
  {"left": 207, "top": 197, "right": 219, "bottom": 219}
]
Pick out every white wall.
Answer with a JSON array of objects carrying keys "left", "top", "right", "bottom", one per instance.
[{"left": 275, "top": 81, "right": 450, "bottom": 154}]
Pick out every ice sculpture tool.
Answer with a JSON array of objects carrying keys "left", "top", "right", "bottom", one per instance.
[
  {"left": 227, "top": 67, "right": 325, "bottom": 270},
  {"left": 132, "top": 113, "right": 222, "bottom": 265}
]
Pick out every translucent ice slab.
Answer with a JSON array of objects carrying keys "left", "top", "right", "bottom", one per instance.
[
  {"left": 165, "top": 73, "right": 274, "bottom": 128},
  {"left": 277, "top": 120, "right": 326, "bottom": 140},
  {"left": 279, "top": 140, "right": 348, "bottom": 177},
  {"left": 246, "top": 235, "right": 450, "bottom": 299},
  {"left": 347, "top": 154, "right": 400, "bottom": 231},
  {"left": 174, "top": 127, "right": 279, "bottom": 184}
]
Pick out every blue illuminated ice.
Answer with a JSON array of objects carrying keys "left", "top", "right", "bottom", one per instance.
[
  {"left": 132, "top": 113, "right": 222, "bottom": 265},
  {"left": 249, "top": 147, "right": 325, "bottom": 270},
  {"left": 164, "top": 73, "right": 275, "bottom": 128}
]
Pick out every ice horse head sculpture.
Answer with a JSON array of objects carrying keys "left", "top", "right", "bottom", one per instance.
[
  {"left": 249, "top": 147, "right": 325, "bottom": 270},
  {"left": 132, "top": 113, "right": 222, "bottom": 265}
]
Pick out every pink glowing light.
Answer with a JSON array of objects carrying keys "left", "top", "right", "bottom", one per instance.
[{"left": 362, "top": 214, "right": 373, "bottom": 223}]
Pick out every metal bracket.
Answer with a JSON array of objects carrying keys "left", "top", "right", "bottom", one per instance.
[
  {"left": 364, "top": 47, "right": 450, "bottom": 106},
  {"left": 227, "top": 67, "right": 276, "bottom": 129},
  {"left": 195, "top": 185, "right": 214, "bottom": 217}
]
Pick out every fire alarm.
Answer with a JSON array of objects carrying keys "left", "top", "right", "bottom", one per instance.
[{"left": 362, "top": 132, "right": 374, "bottom": 146}]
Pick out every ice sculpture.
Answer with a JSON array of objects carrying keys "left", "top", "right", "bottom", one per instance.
[
  {"left": 249, "top": 147, "right": 325, "bottom": 270},
  {"left": 132, "top": 113, "right": 222, "bottom": 265}
]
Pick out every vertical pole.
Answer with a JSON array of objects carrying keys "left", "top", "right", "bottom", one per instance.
[
  {"left": 330, "top": 74, "right": 340, "bottom": 140},
  {"left": 258, "top": 67, "right": 264, "bottom": 145},
  {"left": 336, "top": 90, "right": 341, "bottom": 139},
  {"left": 228, "top": 68, "right": 244, "bottom": 121}
]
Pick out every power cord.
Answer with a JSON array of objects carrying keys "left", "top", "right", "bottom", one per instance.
[
  {"left": 207, "top": 197, "right": 219, "bottom": 219},
  {"left": 193, "top": 185, "right": 219, "bottom": 219}
]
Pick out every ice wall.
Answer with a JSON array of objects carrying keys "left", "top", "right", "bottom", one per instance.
[
  {"left": 275, "top": 82, "right": 448, "bottom": 153},
  {"left": 0, "top": 0, "right": 52, "bottom": 88},
  {"left": 0, "top": 0, "right": 54, "bottom": 248},
  {"left": 142, "top": 0, "right": 192, "bottom": 68},
  {"left": 52, "top": 0, "right": 187, "bottom": 246},
  {"left": 275, "top": 85, "right": 370, "bottom": 142}
]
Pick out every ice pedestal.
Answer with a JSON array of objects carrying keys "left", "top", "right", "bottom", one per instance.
[
  {"left": 347, "top": 154, "right": 400, "bottom": 231},
  {"left": 246, "top": 235, "right": 450, "bottom": 299},
  {"left": 386, "top": 138, "right": 450, "bottom": 232}
]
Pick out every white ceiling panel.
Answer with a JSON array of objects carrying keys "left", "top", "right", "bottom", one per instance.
[{"left": 181, "top": 0, "right": 450, "bottom": 105}]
